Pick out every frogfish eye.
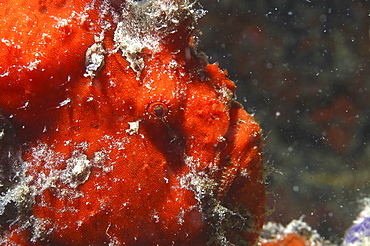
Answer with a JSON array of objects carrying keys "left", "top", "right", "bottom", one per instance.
[{"left": 148, "top": 102, "right": 169, "bottom": 118}]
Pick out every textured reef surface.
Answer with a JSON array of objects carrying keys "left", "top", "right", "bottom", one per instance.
[
  {"left": 259, "top": 200, "right": 370, "bottom": 246},
  {"left": 0, "top": 0, "right": 266, "bottom": 245}
]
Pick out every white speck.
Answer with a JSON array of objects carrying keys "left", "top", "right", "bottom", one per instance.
[
  {"left": 152, "top": 210, "right": 160, "bottom": 223},
  {"left": 57, "top": 98, "right": 71, "bottom": 108},
  {"left": 109, "top": 81, "right": 116, "bottom": 87},
  {"left": 218, "top": 136, "right": 226, "bottom": 142},
  {"left": 18, "top": 101, "right": 29, "bottom": 109},
  {"left": 1, "top": 38, "right": 11, "bottom": 46}
]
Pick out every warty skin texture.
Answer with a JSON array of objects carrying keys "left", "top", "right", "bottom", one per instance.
[{"left": 0, "top": 0, "right": 266, "bottom": 245}]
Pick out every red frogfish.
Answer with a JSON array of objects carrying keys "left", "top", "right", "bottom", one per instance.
[{"left": 0, "top": 0, "right": 266, "bottom": 245}]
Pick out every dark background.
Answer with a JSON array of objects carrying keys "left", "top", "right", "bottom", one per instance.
[{"left": 198, "top": 0, "right": 369, "bottom": 243}]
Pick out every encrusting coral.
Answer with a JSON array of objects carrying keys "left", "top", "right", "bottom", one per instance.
[
  {"left": 259, "top": 217, "right": 336, "bottom": 246},
  {"left": 0, "top": 0, "right": 266, "bottom": 245}
]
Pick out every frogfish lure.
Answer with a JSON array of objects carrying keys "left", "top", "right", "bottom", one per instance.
[{"left": 0, "top": 0, "right": 266, "bottom": 245}]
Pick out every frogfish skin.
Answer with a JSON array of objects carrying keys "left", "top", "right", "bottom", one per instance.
[{"left": 0, "top": 0, "right": 266, "bottom": 245}]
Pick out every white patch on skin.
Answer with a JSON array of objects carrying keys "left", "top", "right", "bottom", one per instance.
[
  {"left": 62, "top": 151, "right": 92, "bottom": 189},
  {"left": 126, "top": 120, "right": 141, "bottom": 135},
  {"left": 113, "top": 21, "right": 148, "bottom": 78},
  {"left": 56, "top": 98, "right": 71, "bottom": 108},
  {"left": 71, "top": 156, "right": 88, "bottom": 176},
  {"left": 84, "top": 42, "right": 106, "bottom": 79},
  {"left": 112, "top": 0, "right": 206, "bottom": 77}
]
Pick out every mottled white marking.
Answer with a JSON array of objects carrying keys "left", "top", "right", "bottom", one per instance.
[
  {"left": 126, "top": 120, "right": 141, "bottom": 135},
  {"left": 84, "top": 42, "right": 105, "bottom": 79},
  {"left": 57, "top": 98, "right": 71, "bottom": 108},
  {"left": 113, "top": 0, "right": 206, "bottom": 77}
]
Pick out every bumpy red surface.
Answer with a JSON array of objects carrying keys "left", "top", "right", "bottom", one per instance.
[{"left": 0, "top": 0, "right": 265, "bottom": 245}]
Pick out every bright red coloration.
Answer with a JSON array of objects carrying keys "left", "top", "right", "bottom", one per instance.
[{"left": 0, "top": 1, "right": 265, "bottom": 245}]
